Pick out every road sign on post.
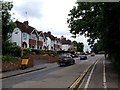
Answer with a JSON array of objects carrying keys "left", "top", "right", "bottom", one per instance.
[
  {"left": 22, "top": 59, "right": 29, "bottom": 65},
  {"left": 21, "top": 59, "right": 29, "bottom": 70},
  {"left": 21, "top": 47, "right": 24, "bottom": 57}
]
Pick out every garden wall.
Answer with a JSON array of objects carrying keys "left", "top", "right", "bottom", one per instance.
[
  {"left": 30, "top": 55, "right": 59, "bottom": 63},
  {"left": 2, "top": 60, "right": 21, "bottom": 72},
  {"left": 2, "top": 55, "right": 58, "bottom": 72},
  {"left": 2, "top": 58, "right": 33, "bottom": 72}
]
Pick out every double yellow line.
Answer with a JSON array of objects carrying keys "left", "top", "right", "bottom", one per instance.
[{"left": 68, "top": 60, "right": 97, "bottom": 90}]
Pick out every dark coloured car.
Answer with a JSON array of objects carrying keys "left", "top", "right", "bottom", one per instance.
[
  {"left": 57, "top": 54, "right": 75, "bottom": 66},
  {"left": 80, "top": 55, "right": 87, "bottom": 60}
]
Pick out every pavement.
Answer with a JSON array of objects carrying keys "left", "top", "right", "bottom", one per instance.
[
  {"left": 105, "top": 59, "right": 120, "bottom": 88},
  {"left": 1, "top": 57, "right": 120, "bottom": 89},
  {"left": 1, "top": 59, "right": 52, "bottom": 79}
]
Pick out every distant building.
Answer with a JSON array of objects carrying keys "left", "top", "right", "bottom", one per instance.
[
  {"left": 44, "top": 31, "right": 61, "bottom": 51},
  {"left": 60, "top": 36, "right": 73, "bottom": 51}
]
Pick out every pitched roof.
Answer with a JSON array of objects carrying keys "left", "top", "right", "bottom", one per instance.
[
  {"left": 37, "top": 31, "right": 43, "bottom": 37},
  {"left": 15, "top": 21, "right": 34, "bottom": 33},
  {"left": 44, "top": 32, "right": 55, "bottom": 40},
  {"left": 61, "top": 38, "right": 71, "bottom": 45},
  {"left": 37, "top": 31, "right": 46, "bottom": 39},
  {"left": 57, "top": 38, "right": 61, "bottom": 42}
]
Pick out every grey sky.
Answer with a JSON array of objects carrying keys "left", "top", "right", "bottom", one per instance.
[
  {"left": 12, "top": 0, "right": 43, "bottom": 18},
  {"left": 77, "top": 0, "right": 120, "bottom": 2}
]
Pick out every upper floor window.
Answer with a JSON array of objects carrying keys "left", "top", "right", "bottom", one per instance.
[
  {"left": 14, "top": 28, "right": 19, "bottom": 34},
  {"left": 23, "top": 33, "right": 26, "bottom": 37},
  {"left": 23, "top": 33, "right": 27, "bottom": 40},
  {"left": 31, "top": 34, "right": 36, "bottom": 40},
  {"left": 39, "top": 37, "right": 42, "bottom": 41}
]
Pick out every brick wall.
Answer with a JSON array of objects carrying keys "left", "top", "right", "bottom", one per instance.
[
  {"left": 2, "top": 60, "right": 21, "bottom": 72},
  {"left": 30, "top": 55, "right": 59, "bottom": 63},
  {"left": 2, "top": 58, "right": 34, "bottom": 72}
]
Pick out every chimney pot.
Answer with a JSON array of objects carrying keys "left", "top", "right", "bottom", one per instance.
[{"left": 23, "top": 21, "right": 29, "bottom": 25}]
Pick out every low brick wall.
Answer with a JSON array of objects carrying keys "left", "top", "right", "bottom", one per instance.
[
  {"left": 2, "top": 58, "right": 34, "bottom": 72},
  {"left": 27, "top": 58, "right": 34, "bottom": 67},
  {"left": 2, "top": 55, "right": 58, "bottom": 72},
  {"left": 2, "top": 60, "right": 21, "bottom": 72},
  {"left": 30, "top": 55, "right": 59, "bottom": 63}
]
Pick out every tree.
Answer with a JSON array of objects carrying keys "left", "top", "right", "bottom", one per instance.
[
  {"left": 67, "top": 2, "right": 120, "bottom": 69},
  {"left": 67, "top": 3, "right": 104, "bottom": 46},
  {"left": 77, "top": 42, "right": 84, "bottom": 52},
  {"left": 91, "top": 40, "right": 104, "bottom": 54},
  {"left": 2, "top": 1, "right": 16, "bottom": 42},
  {"left": 72, "top": 41, "right": 84, "bottom": 52},
  {"left": 2, "top": 1, "right": 20, "bottom": 56},
  {"left": 72, "top": 41, "right": 78, "bottom": 46}
]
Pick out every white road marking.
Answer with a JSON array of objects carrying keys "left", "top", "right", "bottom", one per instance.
[
  {"left": 103, "top": 59, "right": 107, "bottom": 89},
  {"left": 78, "top": 57, "right": 101, "bottom": 89},
  {"left": 84, "top": 60, "right": 98, "bottom": 90}
]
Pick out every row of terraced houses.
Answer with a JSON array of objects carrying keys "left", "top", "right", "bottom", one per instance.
[{"left": 10, "top": 21, "right": 75, "bottom": 51}]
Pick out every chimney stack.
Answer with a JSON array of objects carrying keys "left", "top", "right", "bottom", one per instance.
[
  {"left": 23, "top": 21, "right": 29, "bottom": 26},
  {"left": 48, "top": 31, "right": 51, "bottom": 35}
]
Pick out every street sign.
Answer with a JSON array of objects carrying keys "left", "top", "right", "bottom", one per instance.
[{"left": 21, "top": 59, "right": 29, "bottom": 65}]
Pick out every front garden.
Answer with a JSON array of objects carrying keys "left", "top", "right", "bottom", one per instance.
[
  {"left": 1, "top": 1, "right": 60, "bottom": 72},
  {"left": 2, "top": 42, "right": 60, "bottom": 72}
]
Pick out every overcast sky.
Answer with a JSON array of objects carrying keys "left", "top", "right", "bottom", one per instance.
[{"left": 5, "top": 0, "right": 91, "bottom": 52}]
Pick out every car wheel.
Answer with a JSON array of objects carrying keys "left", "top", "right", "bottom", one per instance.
[
  {"left": 59, "top": 64, "right": 63, "bottom": 67},
  {"left": 59, "top": 65, "right": 62, "bottom": 67}
]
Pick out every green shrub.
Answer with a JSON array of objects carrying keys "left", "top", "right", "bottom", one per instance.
[
  {"left": 8, "top": 45, "right": 21, "bottom": 57},
  {"left": 23, "top": 48, "right": 31, "bottom": 57},
  {"left": 31, "top": 49, "right": 41, "bottom": 54},
  {"left": 43, "top": 54, "right": 49, "bottom": 56},
  {"left": 2, "top": 55, "right": 20, "bottom": 61},
  {"left": 31, "top": 52, "right": 36, "bottom": 55},
  {"left": 2, "top": 42, "right": 21, "bottom": 57}
]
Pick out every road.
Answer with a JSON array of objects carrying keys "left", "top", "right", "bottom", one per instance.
[
  {"left": 2, "top": 55, "right": 109, "bottom": 89},
  {"left": 78, "top": 55, "right": 105, "bottom": 89}
]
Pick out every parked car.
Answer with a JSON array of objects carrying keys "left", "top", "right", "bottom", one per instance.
[
  {"left": 80, "top": 55, "right": 87, "bottom": 60},
  {"left": 90, "top": 53, "right": 95, "bottom": 56},
  {"left": 57, "top": 54, "right": 75, "bottom": 66}
]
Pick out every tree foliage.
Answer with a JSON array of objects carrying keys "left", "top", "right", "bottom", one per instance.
[
  {"left": 2, "top": 1, "right": 16, "bottom": 42},
  {"left": 72, "top": 41, "right": 84, "bottom": 52},
  {"left": 67, "top": 2, "right": 120, "bottom": 69},
  {"left": 91, "top": 40, "right": 104, "bottom": 54},
  {"left": 67, "top": 3, "right": 105, "bottom": 46},
  {"left": 3, "top": 42, "right": 21, "bottom": 57},
  {"left": 2, "top": 1, "right": 21, "bottom": 56}
]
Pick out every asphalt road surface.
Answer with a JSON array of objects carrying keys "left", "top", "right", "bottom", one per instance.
[
  {"left": 2, "top": 55, "right": 110, "bottom": 89},
  {"left": 78, "top": 56, "right": 105, "bottom": 89}
]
